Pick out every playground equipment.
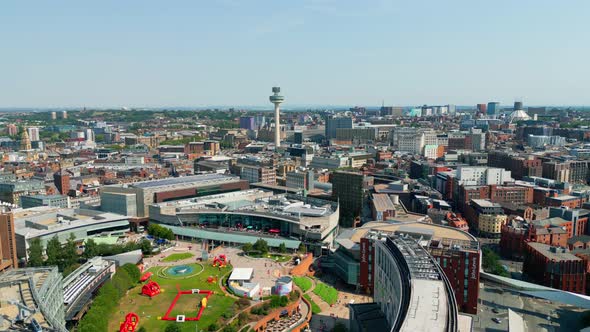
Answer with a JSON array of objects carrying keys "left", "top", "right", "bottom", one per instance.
[
  {"left": 119, "top": 312, "right": 139, "bottom": 332},
  {"left": 212, "top": 254, "right": 227, "bottom": 267},
  {"left": 207, "top": 276, "right": 217, "bottom": 284},
  {"left": 161, "top": 288, "right": 214, "bottom": 322},
  {"left": 140, "top": 272, "right": 153, "bottom": 282},
  {"left": 142, "top": 281, "right": 161, "bottom": 297}
]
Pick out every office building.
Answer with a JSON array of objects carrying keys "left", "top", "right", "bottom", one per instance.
[
  {"left": 100, "top": 174, "right": 249, "bottom": 217},
  {"left": 524, "top": 242, "right": 586, "bottom": 294},
  {"left": 0, "top": 180, "right": 45, "bottom": 206},
  {"left": 487, "top": 102, "right": 500, "bottom": 116},
  {"left": 332, "top": 171, "right": 372, "bottom": 227},
  {"left": 27, "top": 127, "right": 40, "bottom": 141},
  {"left": 286, "top": 169, "right": 315, "bottom": 192},
  {"left": 239, "top": 116, "right": 256, "bottom": 130},
  {"left": 294, "top": 131, "right": 303, "bottom": 144},
  {"left": 239, "top": 165, "right": 276, "bottom": 185},
  {"left": 325, "top": 116, "right": 353, "bottom": 140},
  {"left": 6, "top": 124, "right": 18, "bottom": 136},
  {"left": 464, "top": 199, "right": 507, "bottom": 238},
  {"left": 476, "top": 103, "right": 487, "bottom": 114},
  {"left": 21, "top": 194, "right": 70, "bottom": 209},
  {"left": 54, "top": 171, "right": 71, "bottom": 195}
]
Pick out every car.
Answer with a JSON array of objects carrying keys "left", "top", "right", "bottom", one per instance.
[
  {"left": 492, "top": 318, "right": 502, "bottom": 324},
  {"left": 492, "top": 308, "right": 500, "bottom": 314}
]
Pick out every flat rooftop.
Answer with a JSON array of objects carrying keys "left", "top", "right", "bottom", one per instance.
[
  {"left": 130, "top": 173, "right": 239, "bottom": 189},
  {"left": 351, "top": 221, "right": 476, "bottom": 244},
  {"left": 527, "top": 242, "right": 581, "bottom": 262}
]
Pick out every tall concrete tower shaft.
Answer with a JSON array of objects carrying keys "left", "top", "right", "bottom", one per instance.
[{"left": 269, "top": 87, "right": 285, "bottom": 147}]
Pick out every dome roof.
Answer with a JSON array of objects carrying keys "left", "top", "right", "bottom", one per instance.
[{"left": 509, "top": 109, "right": 531, "bottom": 122}]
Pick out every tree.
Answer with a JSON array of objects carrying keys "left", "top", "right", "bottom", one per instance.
[
  {"left": 278, "top": 242, "right": 287, "bottom": 254},
  {"left": 84, "top": 238, "right": 98, "bottom": 259},
  {"left": 45, "top": 235, "right": 61, "bottom": 267},
  {"left": 298, "top": 243, "right": 307, "bottom": 254},
  {"left": 482, "top": 247, "right": 509, "bottom": 277},
  {"left": 241, "top": 242, "right": 253, "bottom": 253},
  {"left": 61, "top": 233, "right": 79, "bottom": 270},
  {"left": 121, "top": 263, "right": 141, "bottom": 283},
  {"left": 139, "top": 239, "right": 152, "bottom": 255},
  {"left": 27, "top": 238, "right": 44, "bottom": 267},
  {"left": 253, "top": 239, "right": 269, "bottom": 255},
  {"left": 165, "top": 323, "right": 181, "bottom": 332}
]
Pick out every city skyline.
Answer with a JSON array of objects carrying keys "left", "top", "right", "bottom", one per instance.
[{"left": 1, "top": 0, "right": 589, "bottom": 107}]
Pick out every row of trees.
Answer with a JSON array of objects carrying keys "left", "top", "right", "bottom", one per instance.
[
  {"left": 27, "top": 235, "right": 152, "bottom": 275},
  {"left": 147, "top": 223, "right": 175, "bottom": 240},
  {"left": 77, "top": 263, "right": 140, "bottom": 332},
  {"left": 28, "top": 234, "right": 78, "bottom": 274}
]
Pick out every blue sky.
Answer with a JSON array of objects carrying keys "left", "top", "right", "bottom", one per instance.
[{"left": 0, "top": 0, "right": 589, "bottom": 108}]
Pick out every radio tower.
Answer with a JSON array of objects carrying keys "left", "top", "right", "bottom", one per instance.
[{"left": 269, "top": 87, "right": 285, "bottom": 147}]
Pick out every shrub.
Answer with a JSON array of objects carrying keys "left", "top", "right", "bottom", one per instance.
[
  {"left": 208, "top": 323, "right": 219, "bottom": 331},
  {"left": 238, "top": 311, "right": 249, "bottom": 325},
  {"left": 236, "top": 297, "right": 251, "bottom": 309},
  {"left": 279, "top": 295, "right": 289, "bottom": 307},
  {"left": 165, "top": 324, "right": 181, "bottom": 332}
]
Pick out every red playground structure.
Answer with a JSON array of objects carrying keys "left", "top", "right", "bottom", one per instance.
[
  {"left": 140, "top": 272, "right": 153, "bottom": 282},
  {"left": 161, "top": 287, "right": 214, "bottom": 322},
  {"left": 142, "top": 281, "right": 161, "bottom": 297},
  {"left": 119, "top": 312, "right": 139, "bottom": 332},
  {"left": 212, "top": 254, "right": 227, "bottom": 268}
]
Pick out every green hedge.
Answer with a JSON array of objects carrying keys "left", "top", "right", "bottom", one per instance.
[
  {"left": 77, "top": 264, "right": 140, "bottom": 331},
  {"left": 312, "top": 282, "right": 338, "bottom": 305},
  {"left": 293, "top": 276, "right": 312, "bottom": 292}
]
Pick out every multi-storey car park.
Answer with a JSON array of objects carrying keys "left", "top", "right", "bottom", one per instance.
[{"left": 148, "top": 189, "right": 339, "bottom": 255}]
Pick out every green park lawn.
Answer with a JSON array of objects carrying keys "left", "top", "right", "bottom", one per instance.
[
  {"left": 312, "top": 281, "right": 339, "bottom": 305},
  {"left": 108, "top": 263, "right": 235, "bottom": 332},
  {"left": 292, "top": 276, "right": 313, "bottom": 292},
  {"left": 162, "top": 252, "right": 194, "bottom": 262}
]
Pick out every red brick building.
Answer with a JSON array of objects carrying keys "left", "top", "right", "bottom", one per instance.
[
  {"left": 524, "top": 242, "right": 586, "bottom": 294},
  {"left": 358, "top": 225, "right": 480, "bottom": 314},
  {"left": 546, "top": 195, "right": 583, "bottom": 209}
]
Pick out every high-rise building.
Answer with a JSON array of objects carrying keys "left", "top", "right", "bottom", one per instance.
[
  {"left": 6, "top": 124, "right": 17, "bottom": 136},
  {"left": 325, "top": 116, "right": 353, "bottom": 140},
  {"left": 54, "top": 171, "right": 71, "bottom": 195},
  {"left": 85, "top": 128, "right": 95, "bottom": 142},
  {"left": 50, "top": 111, "right": 57, "bottom": 120},
  {"left": 61, "top": 110, "right": 68, "bottom": 119},
  {"left": 269, "top": 87, "right": 285, "bottom": 147},
  {"left": 239, "top": 116, "right": 256, "bottom": 130},
  {"left": 294, "top": 131, "right": 303, "bottom": 144},
  {"left": 477, "top": 103, "right": 487, "bottom": 114},
  {"left": 487, "top": 102, "right": 500, "bottom": 116},
  {"left": 332, "top": 171, "right": 372, "bottom": 227},
  {"left": 0, "top": 211, "right": 17, "bottom": 272},
  {"left": 27, "top": 127, "right": 40, "bottom": 141}
]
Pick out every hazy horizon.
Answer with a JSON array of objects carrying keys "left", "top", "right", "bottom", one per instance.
[{"left": 1, "top": 1, "right": 589, "bottom": 107}]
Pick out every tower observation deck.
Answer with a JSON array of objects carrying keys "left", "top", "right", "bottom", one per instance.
[{"left": 269, "top": 87, "right": 284, "bottom": 147}]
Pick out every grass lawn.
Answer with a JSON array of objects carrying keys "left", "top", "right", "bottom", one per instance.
[
  {"left": 293, "top": 276, "right": 312, "bottom": 292},
  {"left": 162, "top": 252, "right": 194, "bottom": 262},
  {"left": 246, "top": 251, "right": 292, "bottom": 263},
  {"left": 312, "top": 281, "right": 339, "bottom": 305},
  {"left": 303, "top": 294, "right": 322, "bottom": 314},
  {"left": 108, "top": 263, "right": 235, "bottom": 332}
]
